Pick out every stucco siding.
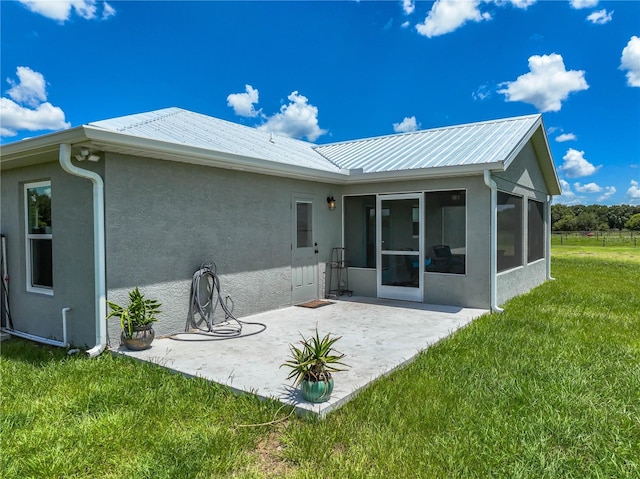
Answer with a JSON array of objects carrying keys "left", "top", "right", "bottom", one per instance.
[
  {"left": 496, "top": 259, "right": 546, "bottom": 306},
  {"left": 0, "top": 160, "right": 97, "bottom": 347},
  {"left": 494, "top": 141, "right": 550, "bottom": 198},
  {"left": 104, "top": 153, "right": 341, "bottom": 339}
]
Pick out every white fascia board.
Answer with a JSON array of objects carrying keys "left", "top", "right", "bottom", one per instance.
[{"left": 83, "top": 126, "right": 350, "bottom": 184}]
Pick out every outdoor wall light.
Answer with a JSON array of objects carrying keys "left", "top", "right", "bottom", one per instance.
[{"left": 327, "top": 196, "right": 336, "bottom": 210}]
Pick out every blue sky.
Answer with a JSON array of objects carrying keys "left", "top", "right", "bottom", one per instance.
[{"left": 1, "top": 0, "right": 639, "bottom": 205}]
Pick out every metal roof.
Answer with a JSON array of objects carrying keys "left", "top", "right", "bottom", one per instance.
[
  {"left": 89, "top": 107, "right": 342, "bottom": 174},
  {"left": 1, "top": 108, "right": 559, "bottom": 193},
  {"left": 314, "top": 114, "right": 542, "bottom": 173}
]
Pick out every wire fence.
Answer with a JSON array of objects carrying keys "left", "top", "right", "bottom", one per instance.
[{"left": 551, "top": 231, "right": 638, "bottom": 247}]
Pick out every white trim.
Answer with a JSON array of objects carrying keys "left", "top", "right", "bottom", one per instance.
[{"left": 24, "top": 180, "right": 53, "bottom": 296}]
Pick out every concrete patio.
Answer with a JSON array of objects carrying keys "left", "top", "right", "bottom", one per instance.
[{"left": 115, "top": 297, "right": 488, "bottom": 418}]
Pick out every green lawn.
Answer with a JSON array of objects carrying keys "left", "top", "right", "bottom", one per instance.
[{"left": 2, "top": 247, "right": 639, "bottom": 478}]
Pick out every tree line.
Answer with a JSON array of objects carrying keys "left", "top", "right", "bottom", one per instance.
[{"left": 551, "top": 204, "right": 640, "bottom": 232}]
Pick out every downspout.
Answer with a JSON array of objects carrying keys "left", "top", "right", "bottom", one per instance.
[
  {"left": 483, "top": 170, "right": 504, "bottom": 313},
  {"left": 546, "top": 195, "right": 555, "bottom": 281},
  {"left": 59, "top": 143, "right": 107, "bottom": 357}
]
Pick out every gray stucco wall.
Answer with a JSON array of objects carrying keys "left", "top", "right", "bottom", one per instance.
[
  {"left": 0, "top": 159, "right": 97, "bottom": 347},
  {"left": 104, "top": 153, "right": 342, "bottom": 340},
  {"left": 342, "top": 175, "right": 492, "bottom": 309},
  {"left": 493, "top": 140, "right": 551, "bottom": 306}
]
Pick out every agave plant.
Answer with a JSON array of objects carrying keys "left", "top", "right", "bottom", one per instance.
[
  {"left": 106, "top": 287, "right": 161, "bottom": 338},
  {"left": 281, "top": 328, "right": 348, "bottom": 385}
]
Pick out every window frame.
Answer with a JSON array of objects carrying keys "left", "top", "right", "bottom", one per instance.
[{"left": 24, "top": 180, "right": 53, "bottom": 295}]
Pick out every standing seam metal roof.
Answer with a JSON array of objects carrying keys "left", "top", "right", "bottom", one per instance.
[
  {"left": 88, "top": 107, "right": 343, "bottom": 174},
  {"left": 313, "top": 114, "right": 541, "bottom": 173}
]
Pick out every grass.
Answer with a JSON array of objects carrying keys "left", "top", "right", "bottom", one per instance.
[{"left": 2, "top": 246, "right": 639, "bottom": 478}]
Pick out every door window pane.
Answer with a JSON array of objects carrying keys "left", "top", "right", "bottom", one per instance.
[
  {"left": 381, "top": 199, "right": 419, "bottom": 251},
  {"left": 296, "top": 202, "right": 313, "bottom": 248}
]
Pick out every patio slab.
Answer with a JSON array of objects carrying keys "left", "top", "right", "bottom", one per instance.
[{"left": 115, "top": 297, "right": 488, "bottom": 418}]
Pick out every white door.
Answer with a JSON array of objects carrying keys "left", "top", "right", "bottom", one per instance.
[
  {"left": 377, "top": 193, "right": 424, "bottom": 302},
  {"left": 292, "top": 195, "right": 318, "bottom": 303}
]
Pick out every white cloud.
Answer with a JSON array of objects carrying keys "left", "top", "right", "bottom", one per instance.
[
  {"left": 574, "top": 182, "right": 601, "bottom": 193},
  {"left": 628, "top": 180, "right": 640, "bottom": 199},
  {"left": 402, "top": 0, "right": 415, "bottom": 15},
  {"left": 416, "top": 0, "right": 491, "bottom": 38},
  {"left": 570, "top": 0, "right": 598, "bottom": 9},
  {"left": 586, "top": 9, "right": 613, "bottom": 24},
  {"left": 102, "top": 2, "right": 115, "bottom": 20},
  {"left": 558, "top": 148, "right": 600, "bottom": 178},
  {"left": 18, "top": 0, "right": 115, "bottom": 22},
  {"left": 0, "top": 98, "right": 70, "bottom": 137},
  {"left": 226, "top": 84, "right": 262, "bottom": 118},
  {"left": 0, "top": 67, "right": 70, "bottom": 137},
  {"left": 7, "top": 66, "right": 47, "bottom": 108},
  {"left": 258, "top": 91, "right": 326, "bottom": 142},
  {"left": 472, "top": 83, "right": 493, "bottom": 101},
  {"left": 597, "top": 186, "right": 616, "bottom": 202},
  {"left": 620, "top": 36, "right": 640, "bottom": 87},
  {"left": 497, "top": 0, "right": 537, "bottom": 8},
  {"left": 393, "top": 116, "right": 420, "bottom": 133},
  {"left": 555, "top": 179, "right": 580, "bottom": 205},
  {"left": 401, "top": 21, "right": 410, "bottom": 28},
  {"left": 556, "top": 133, "right": 577, "bottom": 142},
  {"left": 497, "top": 53, "right": 588, "bottom": 112}
]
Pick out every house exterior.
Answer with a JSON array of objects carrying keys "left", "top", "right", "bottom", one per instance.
[{"left": 0, "top": 108, "right": 560, "bottom": 353}]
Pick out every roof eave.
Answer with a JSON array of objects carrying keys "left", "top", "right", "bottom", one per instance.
[
  {"left": 344, "top": 162, "right": 505, "bottom": 183},
  {"left": 82, "top": 126, "right": 349, "bottom": 184},
  {"left": 0, "top": 127, "right": 89, "bottom": 170}
]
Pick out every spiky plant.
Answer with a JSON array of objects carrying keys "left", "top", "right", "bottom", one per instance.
[
  {"left": 106, "top": 287, "right": 161, "bottom": 338},
  {"left": 281, "top": 328, "right": 348, "bottom": 384}
]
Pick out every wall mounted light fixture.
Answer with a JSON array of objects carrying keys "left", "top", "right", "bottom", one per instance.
[{"left": 327, "top": 195, "right": 336, "bottom": 211}]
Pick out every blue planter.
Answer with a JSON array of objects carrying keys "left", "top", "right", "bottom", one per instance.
[{"left": 301, "top": 377, "right": 334, "bottom": 403}]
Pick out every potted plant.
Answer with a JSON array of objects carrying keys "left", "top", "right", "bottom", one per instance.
[
  {"left": 106, "top": 287, "right": 161, "bottom": 351},
  {"left": 281, "top": 328, "right": 348, "bottom": 403}
]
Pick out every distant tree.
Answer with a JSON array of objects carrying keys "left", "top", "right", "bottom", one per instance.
[{"left": 625, "top": 213, "right": 640, "bottom": 231}]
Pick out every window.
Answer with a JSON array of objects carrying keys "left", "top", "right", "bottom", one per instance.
[
  {"left": 344, "top": 195, "right": 376, "bottom": 268},
  {"left": 528, "top": 199, "right": 545, "bottom": 263},
  {"left": 497, "top": 191, "right": 523, "bottom": 272},
  {"left": 424, "top": 190, "right": 466, "bottom": 274},
  {"left": 296, "top": 201, "right": 313, "bottom": 248},
  {"left": 25, "top": 181, "right": 52, "bottom": 294}
]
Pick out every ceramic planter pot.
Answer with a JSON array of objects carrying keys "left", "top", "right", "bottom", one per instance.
[
  {"left": 301, "top": 377, "right": 334, "bottom": 403},
  {"left": 121, "top": 324, "right": 155, "bottom": 351}
]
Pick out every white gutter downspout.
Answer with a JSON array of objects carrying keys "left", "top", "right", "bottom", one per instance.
[
  {"left": 59, "top": 143, "right": 107, "bottom": 357},
  {"left": 546, "top": 195, "right": 555, "bottom": 281},
  {"left": 483, "top": 170, "right": 504, "bottom": 313}
]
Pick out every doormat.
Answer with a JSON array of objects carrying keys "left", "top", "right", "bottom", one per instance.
[{"left": 296, "top": 300, "right": 335, "bottom": 309}]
